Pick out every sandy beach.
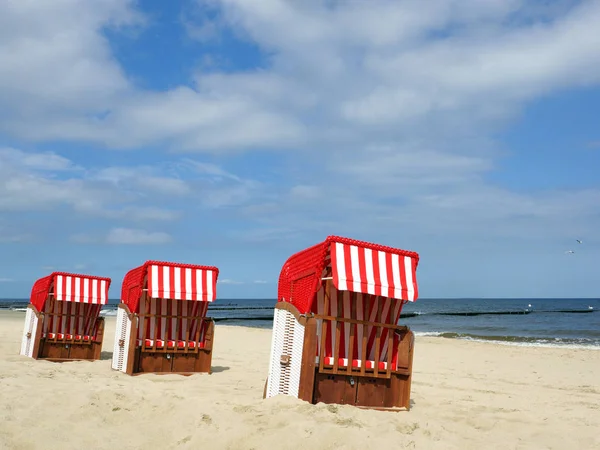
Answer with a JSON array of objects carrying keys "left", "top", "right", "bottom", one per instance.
[{"left": 0, "top": 310, "right": 598, "bottom": 450}]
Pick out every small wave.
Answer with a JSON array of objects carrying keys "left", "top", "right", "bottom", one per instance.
[
  {"left": 434, "top": 332, "right": 600, "bottom": 349},
  {"left": 414, "top": 331, "right": 443, "bottom": 337}
]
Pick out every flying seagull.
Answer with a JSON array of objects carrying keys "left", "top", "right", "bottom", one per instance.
[
  {"left": 576, "top": 239, "right": 583, "bottom": 244},
  {"left": 565, "top": 250, "right": 575, "bottom": 254}
]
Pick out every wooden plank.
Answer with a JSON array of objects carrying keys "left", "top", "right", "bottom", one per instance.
[
  {"left": 313, "top": 373, "right": 357, "bottom": 406},
  {"left": 299, "top": 317, "right": 317, "bottom": 402},
  {"left": 312, "top": 316, "right": 408, "bottom": 330}
]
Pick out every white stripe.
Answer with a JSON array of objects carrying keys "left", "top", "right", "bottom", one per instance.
[
  {"left": 55, "top": 275, "right": 63, "bottom": 301},
  {"left": 100, "top": 279, "right": 107, "bottom": 304},
  {"left": 334, "top": 242, "right": 347, "bottom": 291},
  {"left": 185, "top": 268, "right": 192, "bottom": 300},
  {"left": 391, "top": 254, "right": 402, "bottom": 299},
  {"left": 92, "top": 279, "right": 98, "bottom": 304},
  {"left": 74, "top": 277, "right": 81, "bottom": 302},
  {"left": 404, "top": 256, "right": 415, "bottom": 301},
  {"left": 65, "top": 276, "right": 72, "bottom": 302},
  {"left": 174, "top": 267, "right": 182, "bottom": 300},
  {"left": 206, "top": 270, "right": 213, "bottom": 301},
  {"left": 364, "top": 248, "right": 375, "bottom": 295},
  {"left": 350, "top": 245, "right": 361, "bottom": 293},
  {"left": 378, "top": 251, "right": 389, "bottom": 298},
  {"left": 195, "top": 269, "right": 202, "bottom": 301},
  {"left": 100, "top": 280, "right": 108, "bottom": 305},
  {"left": 151, "top": 265, "right": 159, "bottom": 298},
  {"left": 162, "top": 266, "right": 170, "bottom": 299},
  {"left": 83, "top": 278, "right": 90, "bottom": 304}
]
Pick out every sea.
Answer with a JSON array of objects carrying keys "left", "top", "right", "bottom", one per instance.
[{"left": 2, "top": 297, "right": 598, "bottom": 349}]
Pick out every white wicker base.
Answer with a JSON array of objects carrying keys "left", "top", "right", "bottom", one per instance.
[
  {"left": 111, "top": 308, "right": 132, "bottom": 372},
  {"left": 265, "top": 308, "right": 305, "bottom": 399},
  {"left": 20, "top": 307, "right": 38, "bottom": 358}
]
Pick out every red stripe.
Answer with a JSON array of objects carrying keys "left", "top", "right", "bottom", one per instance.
[
  {"left": 181, "top": 268, "right": 187, "bottom": 301},
  {"left": 147, "top": 270, "right": 155, "bottom": 299},
  {"left": 372, "top": 251, "right": 382, "bottom": 297},
  {"left": 365, "top": 295, "right": 378, "bottom": 359},
  {"left": 399, "top": 255, "right": 408, "bottom": 301},
  {"left": 378, "top": 298, "right": 393, "bottom": 357},
  {"left": 331, "top": 243, "right": 340, "bottom": 290},
  {"left": 78, "top": 277, "right": 84, "bottom": 303},
  {"left": 95, "top": 278, "right": 101, "bottom": 304}
]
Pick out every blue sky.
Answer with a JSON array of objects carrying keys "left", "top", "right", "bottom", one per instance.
[{"left": 1, "top": 0, "right": 599, "bottom": 299}]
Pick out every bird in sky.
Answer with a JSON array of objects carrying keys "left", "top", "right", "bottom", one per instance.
[
  {"left": 576, "top": 239, "right": 583, "bottom": 244},
  {"left": 565, "top": 250, "right": 575, "bottom": 254}
]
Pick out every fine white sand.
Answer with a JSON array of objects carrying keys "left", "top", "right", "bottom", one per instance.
[{"left": 1, "top": 310, "right": 599, "bottom": 450}]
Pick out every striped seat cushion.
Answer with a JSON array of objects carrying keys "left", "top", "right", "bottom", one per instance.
[
  {"left": 136, "top": 339, "right": 204, "bottom": 349},
  {"left": 43, "top": 333, "right": 96, "bottom": 341},
  {"left": 319, "top": 356, "right": 389, "bottom": 370}
]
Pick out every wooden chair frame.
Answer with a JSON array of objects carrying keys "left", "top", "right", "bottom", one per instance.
[
  {"left": 22, "top": 303, "right": 104, "bottom": 362},
  {"left": 264, "top": 280, "right": 415, "bottom": 411},
  {"left": 112, "top": 293, "right": 215, "bottom": 376}
]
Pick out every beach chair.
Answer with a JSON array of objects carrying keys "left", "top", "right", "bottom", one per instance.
[
  {"left": 20, "top": 272, "right": 111, "bottom": 361},
  {"left": 111, "top": 260, "right": 219, "bottom": 375},
  {"left": 264, "top": 236, "right": 419, "bottom": 411}
]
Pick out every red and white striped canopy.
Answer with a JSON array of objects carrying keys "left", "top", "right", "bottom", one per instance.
[
  {"left": 331, "top": 241, "right": 418, "bottom": 302},
  {"left": 29, "top": 272, "right": 112, "bottom": 311},
  {"left": 54, "top": 274, "right": 110, "bottom": 304},
  {"left": 147, "top": 263, "right": 217, "bottom": 302},
  {"left": 277, "top": 235, "right": 419, "bottom": 315}
]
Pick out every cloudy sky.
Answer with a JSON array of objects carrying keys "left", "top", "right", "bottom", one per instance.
[{"left": 1, "top": 0, "right": 599, "bottom": 300}]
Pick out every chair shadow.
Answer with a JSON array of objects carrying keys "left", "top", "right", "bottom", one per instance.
[
  {"left": 100, "top": 351, "right": 113, "bottom": 361},
  {"left": 211, "top": 366, "right": 230, "bottom": 373}
]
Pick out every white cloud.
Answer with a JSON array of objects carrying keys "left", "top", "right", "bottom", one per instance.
[
  {"left": 253, "top": 280, "right": 268, "bottom": 284},
  {"left": 106, "top": 228, "right": 172, "bottom": 245},
  {"left": 1, "top": 1, "right": 600, "bottom": 298},
  {"left": 217, "top": 279, "right": 244, "bottom": 285},
  {"left": 0, "top": 278, "right": 14, "bottom": 283}
]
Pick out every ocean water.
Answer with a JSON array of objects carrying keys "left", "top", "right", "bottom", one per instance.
[{"left": 2, "top": 297, "right": 598, "bottom": 348}]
